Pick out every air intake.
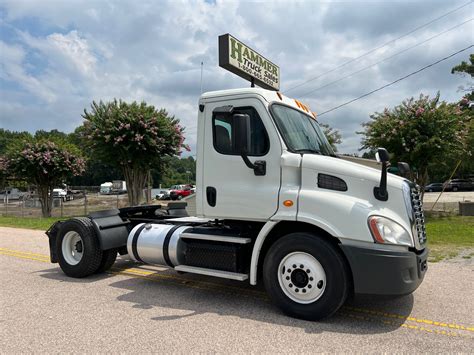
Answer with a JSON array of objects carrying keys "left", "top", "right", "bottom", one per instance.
[{"left": 318, "top": 174, "right": 348, "bottom": 192}]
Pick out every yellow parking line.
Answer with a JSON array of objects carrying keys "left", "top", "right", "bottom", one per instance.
[
  {"left": 0, "top": 250, "right": 50, "bottom": 263},
  {"left": 0, "top": 247, "right": 50, "bottom": 258},
  {"left": 1, "top": 246, "right": 472, "bottom": 336},
  {"left": 344, "top": 306, "right": 474, "bottom": 332},
  {"left": 340, "top": 312, "right": 467, "bottom": 338}
]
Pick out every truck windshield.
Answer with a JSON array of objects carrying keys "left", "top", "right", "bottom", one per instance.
[{"left": 270, "top": 104, "right": 336, "bottom": 157}]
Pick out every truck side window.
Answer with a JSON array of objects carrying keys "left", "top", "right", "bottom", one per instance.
[{"left": 213, "top": 107, "right": 269, "bottom": 156}]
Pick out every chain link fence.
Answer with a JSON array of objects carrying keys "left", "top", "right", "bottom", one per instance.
[{"left": 1, "top": 191, "right": 131, "bottom": 218}]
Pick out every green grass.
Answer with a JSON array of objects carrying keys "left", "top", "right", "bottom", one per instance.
[
  {"left": 425, "top": 216, "right": 473, "bottom": 262},
  {"left": 0, "top": 216, "right": 63, "bottom": 230},
  {"left": 425, "top": 216, "right": 474, "bottom": 246}
]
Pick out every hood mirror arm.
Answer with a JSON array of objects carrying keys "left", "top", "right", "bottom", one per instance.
[{"left": 374, "top": 148, "right": 389, "bottom": 201}]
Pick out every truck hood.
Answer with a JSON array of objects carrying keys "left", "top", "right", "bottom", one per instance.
[{"left": 301, "top": 154, "right": 406, "bottom": 191}]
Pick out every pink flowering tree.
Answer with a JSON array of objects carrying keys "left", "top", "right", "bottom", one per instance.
[
  {"left": 7, "top": 141, "right": 85, "bottom": 217},
  {"left": 81, "top": 100, "right": 190, "bottom": 206},
  {"left": 359, "top": 93, "right": 470, "bottom": 192}
]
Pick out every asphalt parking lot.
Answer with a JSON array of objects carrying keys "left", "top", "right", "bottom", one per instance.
[{"left": 1, "top": 226, "right": 473, "bottom": 352}]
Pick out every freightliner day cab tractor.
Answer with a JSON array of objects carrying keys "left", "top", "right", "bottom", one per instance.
[{"left": 46, "top": 35, "right": 428, "bottom": 320}]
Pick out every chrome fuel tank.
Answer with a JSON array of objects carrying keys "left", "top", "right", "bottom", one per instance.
[{"left": 127, "top": 223, "right": 190, "bottom": 266}]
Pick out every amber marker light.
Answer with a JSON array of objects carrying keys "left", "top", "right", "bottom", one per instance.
[
  {"left": 368, "top": 216, "right": 385, "bottom": 243},
  {"left": 283, "top": 200, "right": 294, "bottom": 207}
]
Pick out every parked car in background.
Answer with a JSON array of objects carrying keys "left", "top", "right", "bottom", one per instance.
[
  {"left": 424, "top": 183, "right": 444, "bottom": 192},
  {"left": 154, "top": 189, "right": 170, "bottom": 200},
  {"left": 169, "top": 184, "right": 193, "bottom": 200},
  {"left": 100, "top": 182, "right": 113, "bottom": 194},
  {"left": 445, "top": 179, "right": 473, "bottom": 192},
  {"left": 52, "top": 188, "right": 74, "bottom": 202}
]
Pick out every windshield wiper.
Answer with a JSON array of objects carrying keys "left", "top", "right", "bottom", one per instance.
[{"left": 293, "top": 149, "right": 321, "bottom": 155}]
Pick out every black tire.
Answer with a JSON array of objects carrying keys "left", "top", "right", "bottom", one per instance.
[
  {"left": 95, "top": 249, "right": 117, "bottom": 274},
  {"left": 263, "top": 233, "right": 349, "bottom": 321},
  {"left": 56, "top": 217, "right": 103, "bottom": 278}
]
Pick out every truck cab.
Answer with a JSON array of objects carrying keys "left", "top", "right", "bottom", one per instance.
[{"left": 46, "top": 87, "right": 428, "bottom": 321}]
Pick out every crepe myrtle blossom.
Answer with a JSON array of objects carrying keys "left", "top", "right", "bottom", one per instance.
[
  {"left": 81, "top": 99, "right": 190, "bottom": 206},
  {"left": 7, "top": 141, "right": 85, "bottom": 217}
]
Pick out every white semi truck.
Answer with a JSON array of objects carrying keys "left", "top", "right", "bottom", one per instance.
[{"left": 46, "top": 88, "right": 428, "bottom": 320}]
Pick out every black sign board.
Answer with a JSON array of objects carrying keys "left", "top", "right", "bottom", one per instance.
[{"left": 218, "top": 34, "right": 280, "bottom": 91}]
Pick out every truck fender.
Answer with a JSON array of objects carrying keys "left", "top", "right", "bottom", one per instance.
[
  {"left": 88, "top": 209, "right": 130, "bottom": 251},
  {"left": 249, "top": 221, "right": 278, "bottom": 285},
  {"left": 249, "top": 218, "right": 341, "bottom": 285}
]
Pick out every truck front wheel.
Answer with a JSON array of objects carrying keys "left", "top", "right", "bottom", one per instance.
[
  {"left": 56, "top": 217, "right": 103, "bottom": 278},
  {"left": 263, "top": 233, "right": 349, "bottom": 320}
]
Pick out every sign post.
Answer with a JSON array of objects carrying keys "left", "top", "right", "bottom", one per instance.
[{"left": 218, "top": 34, "right": 280, "bottom": 91}]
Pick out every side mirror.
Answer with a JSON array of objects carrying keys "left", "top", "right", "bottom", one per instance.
[
  {"left": 375, "top": 148, "right": 390, "bottom": 163},
  {"left": 397, "top": 162, "right": 411, "bottom": 178},
  {"left": 232, "top": 114, "right": 251, "bottom": 154},
  {"left": 232, "top": 113, "right": 266, "bottom": 176}
]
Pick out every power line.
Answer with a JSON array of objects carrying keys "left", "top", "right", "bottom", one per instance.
[
  {"left": 317, "top": 44, "right": 474, "bottom": 117},
  {"left": 283, "top": 0, "right": 473, "bottom": 94},
  {"left": 300, "top": 18, "right": 473, "bottom": 98}
]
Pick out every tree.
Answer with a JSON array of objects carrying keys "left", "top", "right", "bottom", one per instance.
[
  {"left": 81, "top": 100, "right": 189, "bottom": 206},
  {"left": 154, "top": 156, "right": 196, "bottom": 187},
  {"left": 319, "top": 123, "right": 342, "bottom": 151},
  {"left": 6, "top": 140, "right": 85, "bottom": 217},
  {"left": 359, "top": 93, "right": 470, "bottom": 191},
  {"left": 451, "top": 54, "right": 474, "bottom": 100}
]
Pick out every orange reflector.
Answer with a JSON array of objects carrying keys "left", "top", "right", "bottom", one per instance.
[
  {"left": 294, "top": 99, "right": 302, "bottom": 108},
  {"left": 277, "top": 92, "right": 283, "bottom": 100},
  {"left": 368, "top": 217, "right": 385, "bottom": 243},
  {"left": 311, "top": 111, "right": 317, "bottom": 119},
  {"left": 283, "top": 200, "right": 294, "bottom": 207}
]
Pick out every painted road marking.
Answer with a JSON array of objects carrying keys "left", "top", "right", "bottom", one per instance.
[{"left": 1, "top": 247, "right": 473, "bottom": 337}]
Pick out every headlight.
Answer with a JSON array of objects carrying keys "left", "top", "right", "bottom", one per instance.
[
  {"left": 402, "top": 181, "right": 413, "bottom": 220},
  {"left": 368, "top": 216, "right": 413, "bottom": 247}
]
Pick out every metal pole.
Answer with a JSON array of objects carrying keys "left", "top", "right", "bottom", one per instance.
[
  {"left": 200, "top": 61, "right": 203, "bottom": 94},
  {"left": 430, "top": 160, "right": 462, "bottom": 211}
]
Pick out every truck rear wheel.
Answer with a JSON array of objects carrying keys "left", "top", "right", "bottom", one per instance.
[
  {"left": 263, "top": 232, "right": 349, "bottom": 320},
  {"left": 56, "top": 217, "right": 103, "bottom": 278},
  {"left": 95, "top": 249, "right": 118, "bottom": 274}
]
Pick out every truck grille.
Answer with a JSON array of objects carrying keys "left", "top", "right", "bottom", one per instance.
[{"left": 411, "top": 185, "right": 427, "bottom": 246}]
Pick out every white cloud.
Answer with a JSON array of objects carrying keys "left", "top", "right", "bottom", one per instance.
[
  {"left": 0, "top": 0, "right": 472, "bottom": 156},
  {"left": 0, "top": 40, "right": 56, "bottom": 102}
]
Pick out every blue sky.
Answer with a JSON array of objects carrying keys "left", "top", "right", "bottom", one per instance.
[{"left": 1, "top": 0, "right": 472, "bottom": 155}]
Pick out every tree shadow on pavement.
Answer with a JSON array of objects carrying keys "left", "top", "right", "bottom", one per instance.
[
  {"left": 105, "top": 263, "right": 414, "bottom": 335},
  {"left": 38, "top": 257, "right": 414, "bottom": 335}
]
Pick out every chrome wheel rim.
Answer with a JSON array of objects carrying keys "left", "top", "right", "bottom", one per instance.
[
  {"left": 62, "top": 231, "right": 83, "bottom": 265},
  {"left": 277, "top": 252, "right": 326, "bottom": 304}
]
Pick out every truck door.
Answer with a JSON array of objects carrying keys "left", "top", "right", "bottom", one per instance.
[{"left": 202, "top": 97, "right": 281, "bottom": 220}]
